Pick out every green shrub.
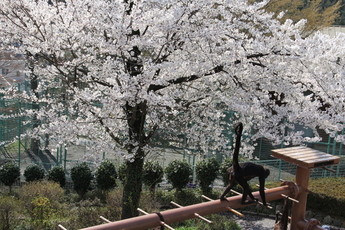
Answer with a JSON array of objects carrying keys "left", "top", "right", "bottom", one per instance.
[
  {"left": 155, "top": 186, "right": 202, "bottom": 208},
  {"left": 155, "top": 189, "right": 175, "bottom": 208},
  {"left": 0, "top": 161, "right": 20, "bottom": 193},
  {"left": 19, "top": 181, "right": 64, "bottom": 209},
  {"left": 71, "top": 162, "right": 93, "bottom": 198},
  {"left": 64, "top": 198, "right": 106, "bottom": 229},
  {"left": 142, "top": 161, "right": 163, "bottom": 193},
  {"left": 17, "top": 181, "right": 65, "bottom": 229},
  {"left": 175, "top": 189, "right": 203, "bottom": 206},
  {"left": 165, "top": 160, "right": 192, "bottom": 193},
  {"left": 118, "top": 162, "right": 127, "bottom": 185},
  {"left": 219, "top": 158, "right": 233, "bottom": 186},
  {"left": 138, "top": 190, "right": 161, "bottom": 213},
  {"left": 47, "top": 166, "right": 66, "bottom": 187},
  {"left": 0, "top": 195, "right": 21, "bottom": 230},
  {"left": 95, "top": 160, "right": 117, "bottom": 191},
  {"left": 30, "top": 196, "right": 54, "bottom": 229},
  {"left": 24, "top": 164, "right": 45, "bottom": 182},
  {"left": 195, "top": 158, "right": 219, "bottom": 194},
  {"left": 165, "top": 160, "right": 192, "bottom": 192},
  {"left": 104, "top": 189, "right": 123, "bottom": 221}
]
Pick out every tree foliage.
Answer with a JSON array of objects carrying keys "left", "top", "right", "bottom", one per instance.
[
  {"left": 195, "top": 158, "right": 220, "bottom": 194},
  {"left": 0, "top": 161, "right": 20, "bottom": 192},
  {"left": 24, "top": 164, "right": 45, "bottom": 182},
  {"left": 70, "top": 162, "right": 93, "bottom": 198},
  {"left": 95, "top": 160, "right": 117, "bottom": 191},
  {"left": 165, "top": 160, "right": 192, "bottom": 193},
  {"left": 1, "top": 0, "right": 345, "bottom": 218}
]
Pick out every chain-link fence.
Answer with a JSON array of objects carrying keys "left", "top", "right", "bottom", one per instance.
[{"left": 1, "top": 83, "right": 345, "bottom": 185}]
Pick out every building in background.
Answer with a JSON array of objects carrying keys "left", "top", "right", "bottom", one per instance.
[
  {"left": 0, "top": 49, "right": 26, "bottom": 88},
  {"left": 321, "top": 25, "right": 345, "bottom": 36}
]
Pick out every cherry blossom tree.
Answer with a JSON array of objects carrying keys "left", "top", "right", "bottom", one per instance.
[{"left": 1, "top": 0, "right": 345, "bottom": 218}]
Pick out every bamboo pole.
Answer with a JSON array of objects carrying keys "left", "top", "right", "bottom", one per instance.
[
  {"left": 201, "top": 195, "right": 244, "bottom": 217},
  {"left": 170, "top": 201, "right": 212, "bottom": 223}
]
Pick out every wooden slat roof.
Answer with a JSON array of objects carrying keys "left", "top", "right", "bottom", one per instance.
[{"left": 271, "top": 146, "right": 340, "bottom": 168}]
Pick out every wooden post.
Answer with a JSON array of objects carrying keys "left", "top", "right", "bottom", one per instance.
[{"left": 290, "top": 166, "right": 310, "bottom": 230}]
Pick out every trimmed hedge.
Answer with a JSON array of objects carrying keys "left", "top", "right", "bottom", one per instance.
[
  {"left": 0, "top": 161, "right": 20, "bottom": 192},
  {"left": 71, "top": 162, "right": 93, "bottom": 198},
  {"left": 95, "top": 160, "right": 117, "bottom": 191},
  {"left": 165, "top": 160, "right": 192, "bottom": 192},
  {"left": 195, "top": 158, "right": 219, "bottom": 194},
  {"left": 24, "top": 164, "right": 45, "bottom": 182},
  {"left": 47, "top": 166, "right": 66, "bottom": 187}
]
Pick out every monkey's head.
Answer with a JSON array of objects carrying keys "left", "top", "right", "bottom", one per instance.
[
  {"left": 234, "top": 122, "right": 243, "bottom": 135},
  {"left": 264, "top": 167, "right": 270, "bottom": 178}
]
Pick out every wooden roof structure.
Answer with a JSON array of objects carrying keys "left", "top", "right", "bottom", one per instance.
[{"left": 271, "top": 146, "right": 340, "bottom": 169}]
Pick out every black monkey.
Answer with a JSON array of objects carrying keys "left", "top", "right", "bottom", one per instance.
[{"left": 220, "top": 122, "right": 270, "bottom": 206}]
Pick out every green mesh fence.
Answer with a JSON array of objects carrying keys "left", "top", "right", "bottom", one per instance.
[{"left": 0, "top": 83, "right": 344, "bottom": 182}]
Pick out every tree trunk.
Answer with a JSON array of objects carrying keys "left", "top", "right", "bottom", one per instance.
[
  {"left": 121, "top": 15, "right": 147, "bottom": 216},
  {"left": 121, "top": 156, "right": 144, "bottom": 219},
  {"left": 121, "top": 100, "right": 147, "bottom": 219}
]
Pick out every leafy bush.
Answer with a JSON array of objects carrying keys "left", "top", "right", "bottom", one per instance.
[
  {"left": 118, "top": 162, "right": 127, "bottom": 185},
  {"left": 30, "top": 196, "right": 54, "bottom": 229},
  {"left": 65, "top": 198, "right": 106, "bottom": 229},
  {"left": 155, "top": 189, "right": 176, "bottom": 208},
  {"left": 104, "top": 189, "right": 123, "bottom": 221},
  {"left": 175, "top": 189, "right": 203, "bottom": 206},
  {"left": 19, "top": 181, "right": 64, "bottom": 209},
  {"left": 195, "top": 158, "right": 219, "bottom": 194},
  {"left": 139, "top": 190, "right": 161, "bottom": 213},
  {"left": 71, "top": 162, "right": 93, "bottom": 198},
  {"left": 24, "top": 164, "right": 45, "bottom": 182},
  {"left": 219, "top": 157, "right": 233, "bottom": 186},
  {"left": 0, "top": 195, "right": 21, "bottom": 230},
  {"left": 16, "top": 181, "right": 65, "bottom": 229},
  {"left": 95, "top": 160, "right": 117, "bottom": 191},
  {"left": 47, "top": 166, "right": 66, "bottom": 187},
  {"left": 142, "top": 161, "right": 163, "bottom": 192},
  {"left": 165, "top": 160, "right": 192, "bottom": 193},
  {"left": 0, "top": 161, "right": 20, "bottom": 192}
]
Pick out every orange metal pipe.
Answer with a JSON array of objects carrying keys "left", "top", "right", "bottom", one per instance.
[{"left": 80, "top": 186, "right": 291, "bottom": 230}]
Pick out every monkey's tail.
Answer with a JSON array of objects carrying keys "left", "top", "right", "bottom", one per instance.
[{"left": 232, "top": 122, "right": 243, "bottom": 170}]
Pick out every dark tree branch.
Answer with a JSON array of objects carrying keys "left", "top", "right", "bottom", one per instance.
[
  {"left": 148, "top": 51, "right": 273, "bottom": 92},
  {"left": 89, "top": 109, "right": 123, "bottom": 146},
  {"left": 148, "top": 65, "right": 227, "bottom": 92}
]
